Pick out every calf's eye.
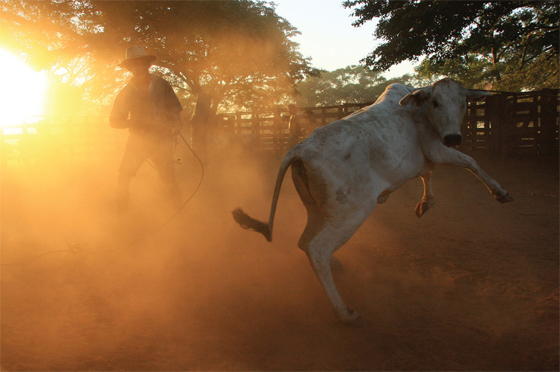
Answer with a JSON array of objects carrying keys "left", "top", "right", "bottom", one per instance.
[{"left": 432, "top": 100, "right": 439, "bottom": 108}]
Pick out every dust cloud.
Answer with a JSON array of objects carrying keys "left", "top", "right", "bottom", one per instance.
[{"left": 1, "top": 144, "right": 558, "bottom": 371}]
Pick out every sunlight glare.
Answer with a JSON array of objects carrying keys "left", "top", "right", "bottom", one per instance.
[{"left": 0, "top": 48, "right": 48, "bottom": 126}]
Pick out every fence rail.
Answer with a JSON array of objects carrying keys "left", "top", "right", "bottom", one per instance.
[
  {"left": 213, "top": 102, "right": 371, "bottom": 155},
  {"left": 1, "top": 90, "right": 558, "bottom": 167},
  {"left": 0, "top": 116, "right": 127, "bottom": 167}
]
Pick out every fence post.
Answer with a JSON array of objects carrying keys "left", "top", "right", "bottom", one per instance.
[
  {"left": 462, "top": 101, "right": 475, "bottom": 153},
  {"left": 252, "top": 110, "right": 260, "bottom": 153},
  {"left": 484, "top": 95, "right": 500, "bottom": 155},
  {"left": 271, "top": 107, "right": 282, "bottom": 157},
  {"left": 538, "top": 89, "right": 559, "bottom": 156},
  {"left": 498, "top": 94, "right": 511, "bottom": 160},
  {"left": 0, "top": 126, "right": 5, "bottom": 168}
]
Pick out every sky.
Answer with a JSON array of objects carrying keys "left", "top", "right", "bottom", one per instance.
[
  {"left": 274, "top": 0, "right": 418, "bottom": 78},
  {"left": 0, "top": 48, "right": 48, "bottom": 126}
]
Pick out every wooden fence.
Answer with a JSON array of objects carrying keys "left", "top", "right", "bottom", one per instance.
[
  {"left": 0, "top": 116, "right": 127, "bottom": 167},
  {"left": 214, "top": 102, "right": 371, "bottom": 157},
  {"left": 460, "top": 89, "right": 559, "bottom": 157},
  {"left": 0, "top": 90, "right": 558, "bottom": 167},
  {"left": 216, "top": 89, "right": 559, "bottom": 158}
]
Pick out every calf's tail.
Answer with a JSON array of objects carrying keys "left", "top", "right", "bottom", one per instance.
[{"left": 232, "top": 148, "right": 300, "bottom": 242}]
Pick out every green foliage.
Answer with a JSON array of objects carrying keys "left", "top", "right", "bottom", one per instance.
[
  {"left": 0, "top": 0, "right": 318, "bottom": 115},
  {"left": 294, "top": 65, "right": 413, "bottom": 107},
  {"left": 415, "top": 51, "right": 559, "bottom": 91},
  {"left": 343, "top": 0, "right": 559, "bottom": 91}
]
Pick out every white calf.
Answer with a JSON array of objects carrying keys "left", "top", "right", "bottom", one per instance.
[{"left": 233, "top": 78, "right": 513, "bottom": 325}]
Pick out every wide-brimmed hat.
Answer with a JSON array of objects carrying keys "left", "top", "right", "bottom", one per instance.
[{"left": 120, "top": 45, "right": 156, "bottom": 68}]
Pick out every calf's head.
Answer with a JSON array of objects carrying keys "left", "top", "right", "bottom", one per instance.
[{"left": 399, "top": 78, "right": 491, "bottom": 147}]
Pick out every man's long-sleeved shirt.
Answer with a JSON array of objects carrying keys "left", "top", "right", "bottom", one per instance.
[{"left": 110, "top": 75, "right": 183, "bottom": 136}]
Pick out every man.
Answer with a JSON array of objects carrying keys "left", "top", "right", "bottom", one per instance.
[{"left": 110, "top": 45, "right": 183, "bottom": 214}]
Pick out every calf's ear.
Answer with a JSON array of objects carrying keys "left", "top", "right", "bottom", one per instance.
[
  {"left": 399, "top": 87, "right": 431, "bottom": 106},
  {"left": 466, "top": 89, "right": 492, "bottom": 101}
]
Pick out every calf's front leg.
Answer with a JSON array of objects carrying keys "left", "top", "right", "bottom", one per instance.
[{"left": 429, "top": 147, "right": 514, "bottom": 203}]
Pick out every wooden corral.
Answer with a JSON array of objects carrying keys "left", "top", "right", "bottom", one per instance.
[
  {"left": 0, "top": 90, "right": 558, "bottom": 167},
  {"left": 217, "top": 89, "right": 559, "bottom": 158}
]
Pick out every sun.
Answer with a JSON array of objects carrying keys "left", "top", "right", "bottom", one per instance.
[{"left": 0, "top": 48, "right": 48, "bottom": 126}]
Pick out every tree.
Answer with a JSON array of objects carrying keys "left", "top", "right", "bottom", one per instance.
[
  {"left": 343, "top": 0, "right": 559, "bottom": 90},
  {"left": 295, "top": 65, "right": 412, "bottom": 106},
  {"left": 414, "top": 50, "right": 559, "bottom": 91},
  {"left": 0, "top": 0, "right": 318, "bottom": 114}
]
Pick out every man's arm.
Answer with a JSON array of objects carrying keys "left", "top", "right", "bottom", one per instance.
[
  {"left": 163, "top": 79, "right": 183, "bottom": 115},
  {"left": 159, "top": 79, "right": 183, "bottom": 134},
  {"left": 109, "top": 89, "right": 130, "bottom": 129}
]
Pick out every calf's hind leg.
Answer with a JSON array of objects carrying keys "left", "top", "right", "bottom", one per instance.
[
  {"left": 305, "top": 220, "right": 370, "bottom": 326},
  {"left": 292, "top": 161, "right": 341, "bottom": 272},
  {"left": 291, "top": 160, "right": 369, "bottom": 324}
]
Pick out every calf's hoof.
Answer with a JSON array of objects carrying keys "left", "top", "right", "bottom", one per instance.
[
  {"left": 415, "top": 199, "right": 435, "bottom": 218},
  {"left": 377, "top": 194, "right": 390, "bottom": 204},
  {"left": 342, "top": 309, "right": 365, "bottom": 328},
  {"left": 496, "top": 193, "right": 514, "bottom": 203}
]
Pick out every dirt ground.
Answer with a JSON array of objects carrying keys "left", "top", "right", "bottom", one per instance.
[{"left": 1, "top": 149, "right": 558, "bottom": 371}]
